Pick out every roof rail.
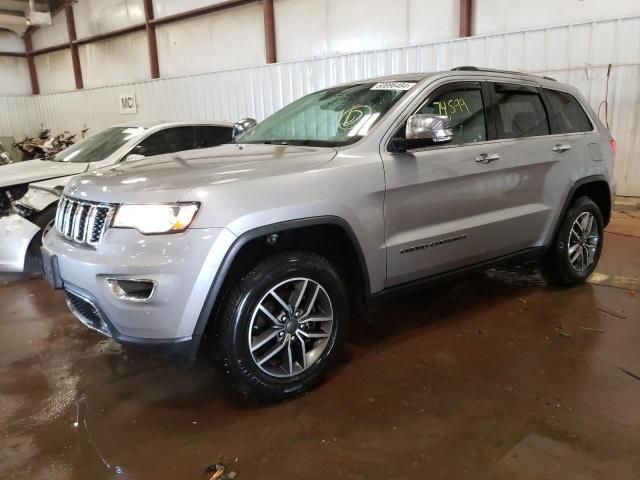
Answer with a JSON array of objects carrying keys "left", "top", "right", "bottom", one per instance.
[{"left": 451, "top": 66, "right": 556, "bottom": 81}]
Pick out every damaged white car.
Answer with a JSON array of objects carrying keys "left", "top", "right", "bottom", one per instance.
[{"left": 0, "top": 120, "right": 233, "bottom": 272}]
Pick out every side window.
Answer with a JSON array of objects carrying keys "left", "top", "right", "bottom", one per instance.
[
  {"left": 417, "top": 87, "right": 487, "bottom": 145},
  {"left": 543, "top": 89, "right": 593, "bottom": 133},
  {"left": 136, "top": 127, "right": 196, "bottom": 157},
  {"left": 494, "top": 84, "right": 549, "bottom": 139},
  {"left": 196, "top": 126, "right": 233, "bottom": 148}
]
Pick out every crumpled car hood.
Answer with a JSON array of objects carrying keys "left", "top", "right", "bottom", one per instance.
[{"left": 0, "top": 159, "right": 88, "bottom": 189}]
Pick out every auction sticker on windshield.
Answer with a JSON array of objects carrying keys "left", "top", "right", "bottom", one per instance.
[{"left": 371, "top": 82, "right": 415, "bottom": 91}]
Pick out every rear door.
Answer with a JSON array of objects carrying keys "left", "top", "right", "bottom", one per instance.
[
  {"left": 195, "top": 125, "right": 233, "bottom": 148},
  {"left": 539, "top": 88, "right": 600, "bottom": 239},
  {"left": 488, "top": 82, "right": 576, "bottom": 247},
  {"left": 134, "top": 126, "right": 196, "bottom": 157}
]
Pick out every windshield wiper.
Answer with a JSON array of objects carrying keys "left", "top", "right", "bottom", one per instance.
[
  {"left": 257, "top": 140, "right": 290, "bottom": 145},
  {"left": 258, "top": 140, "right": 333, "bottom": 147}
]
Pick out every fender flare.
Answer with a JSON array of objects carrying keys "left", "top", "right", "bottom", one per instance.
[
  {"left": 191, "top": 216, "right": 371, "bottom": 340},
  {"left": 0, "top": 214, "right": 41, "bottom": 273}
]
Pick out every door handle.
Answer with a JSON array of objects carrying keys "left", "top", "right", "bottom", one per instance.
[
  {"left": 475, "top": 153, "right": 501, "bottom": 164},
  {"left": 552, "top": 144, "right": 571, "bottom": 153}
]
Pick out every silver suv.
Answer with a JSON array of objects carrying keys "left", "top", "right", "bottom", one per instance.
[{"left": 42, "top": 68, "right": 616, "bottom": 400}]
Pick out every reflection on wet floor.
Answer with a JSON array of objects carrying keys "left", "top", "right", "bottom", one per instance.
[{"left": 1, "top": 216, "right": 640, "bottom": 479}]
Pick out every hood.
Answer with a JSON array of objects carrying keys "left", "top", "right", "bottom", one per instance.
[
  {"left": 0, "top": 159, "right": 88, "bottom": 189},
  {"left": 64, "top": 144, "right": 338, "bottom": 204},
  {"left": 29, "top": 174, "right": 76, "bottom": 193}
]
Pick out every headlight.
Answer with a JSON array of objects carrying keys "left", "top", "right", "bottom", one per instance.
[{"left": 112, "top": 203, "right": 200, "bottom": 234}]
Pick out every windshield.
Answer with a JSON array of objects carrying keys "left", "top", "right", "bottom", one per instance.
[
  {"left": 50, "top": 126, "right": 147, "bottom": 162},
  {"left": 239, "top": 81, "right": 416, "bottom": 147}
]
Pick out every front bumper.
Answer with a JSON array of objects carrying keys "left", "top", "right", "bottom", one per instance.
[
  {"left": 42, "top": 225, "right": 237, "bottom": 358},
  {"left": 0, "top": 214, "right": 40, "bottom": 272},
  {"left": 63, "top": 285, "right": 203, "bottom": 359}
]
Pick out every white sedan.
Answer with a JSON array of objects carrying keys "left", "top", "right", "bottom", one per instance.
[{"left": 0, "top": 120, "right": 233, "bottom": 272}]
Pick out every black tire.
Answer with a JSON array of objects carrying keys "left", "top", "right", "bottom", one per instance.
[
  {"left": 541, "top": 196, "right": 604, "bottom": 286},
  {"left": 24, "top": 204, "right": 57, "bottom": 273},
  {"left": 215, "top": 251, "right": 349, "bottom": 401}
]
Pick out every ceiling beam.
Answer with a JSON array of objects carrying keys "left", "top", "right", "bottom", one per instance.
[
  {"left": 150, "top": 0, "right": 257, "bottom": 27},
  {"left": 71, "top": 23, "right": 147, "bottom": 46},
  {"left": 30, "top": 42, "right": 68, "bottom": 55},
  {"left": 0, "top": 50, "right": 26, "bottom": 57}
]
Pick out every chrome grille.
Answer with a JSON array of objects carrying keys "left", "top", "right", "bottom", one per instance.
[{"left": 55, "top": 196, "right": 116, "bottom": 246}]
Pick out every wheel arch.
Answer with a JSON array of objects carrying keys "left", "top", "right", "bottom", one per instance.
[
  {"left": 550, "top": 175, "right": 612, "bottom": 244},
  {"left": 192, "top": 216, "right": 371, "bottom": 345}
]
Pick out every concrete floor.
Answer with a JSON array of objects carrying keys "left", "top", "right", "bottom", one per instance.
[{"left": 1, "top": 212, "right": 639, "bottom": 480}]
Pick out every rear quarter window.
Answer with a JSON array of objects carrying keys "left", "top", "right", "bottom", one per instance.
[{"left": 543, "top": 89, "right": 593, "bottom": 134}]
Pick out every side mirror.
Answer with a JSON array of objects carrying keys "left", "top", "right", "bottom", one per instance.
[
  {"left": 390, "top": 114, "right": 453, "bottom": 153},
  {"left": 124, "top": 145, "right": 147, "bottom": 162},
  {"left": 232, "top": 118, "right": 258, "bottom": 141}
]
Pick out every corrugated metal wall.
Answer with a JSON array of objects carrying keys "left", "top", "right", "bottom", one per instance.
[
  {"left": 0, "top": 96, "right": 39, "bottom": 140},
  {"left": 1, "top": 16, "right": 639, "bottom": 194}
]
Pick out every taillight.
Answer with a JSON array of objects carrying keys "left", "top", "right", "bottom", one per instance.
[{"left": 609, "top": 138, "right": 617, "bottom": 154}]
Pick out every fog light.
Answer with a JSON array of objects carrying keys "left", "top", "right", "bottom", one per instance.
[{"left": 106, "top": 278, "right": 157, "bottom": 302}]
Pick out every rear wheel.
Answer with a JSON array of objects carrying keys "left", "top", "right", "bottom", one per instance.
[
  {"left": 215, "top": 251, "right": 349, "bottom": 401},
  {"left": 541, "top": 196, "right": 604, "bottom": 286}
]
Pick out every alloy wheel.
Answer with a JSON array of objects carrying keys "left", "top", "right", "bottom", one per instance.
[
  {"left": 568, "top": 211, "right": 599, "bottom": 271},
  {"left": 248, "top": 277, "right": 334, "bottom": 378}
]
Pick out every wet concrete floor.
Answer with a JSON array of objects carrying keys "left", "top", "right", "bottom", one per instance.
[{"left": 1, "top": 211, "right": 639, "bottom": 479}]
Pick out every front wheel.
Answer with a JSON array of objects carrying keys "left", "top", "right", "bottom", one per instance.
[
  {"left": 541, "top": 196, "right": 604, "bottom": 286},
  {"left": 215, "top": 251, "right": 349, "bottom": 401}
]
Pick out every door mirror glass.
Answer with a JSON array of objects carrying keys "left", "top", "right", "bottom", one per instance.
[
  {"left": 390, "top": 114, "right": 453, "bottom": 153},
  {"left": 232, "top": 118, "right": 258, "bottom": 141},
  {"left": 406, "top": 114, "right": 454, "bottom": 143},
  {"left": 124, "top": 153, "right": 145, "bottom": 162}
]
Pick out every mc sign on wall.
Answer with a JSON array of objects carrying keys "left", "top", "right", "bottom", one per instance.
[{"left": 119, "top": 93, "right": 137, "bottom": 115}]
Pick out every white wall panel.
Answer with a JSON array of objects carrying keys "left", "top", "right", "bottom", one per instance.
[
  {"left": 153, "top": 0, "right": 231, "bottom": 18},
  {"left": 0, "top": 32, "right": 29, "bottom": 96},
  {"left": 0, "top": 96, "right": 39, "bottom": 139},
  {"left": 33, "top": 50, "right": 75, "bottom": 94},
  {"left": 474, "top": 0, "right": 640, "bottom": 35},
  {"left": 326, "top": 0, "right": 409, "bottom": 55},
  {"left": 407, "top": 0, "right": 459, "bottom": 45},
  {"left": 1, "top": 16, "right": 639, "bottom": 194},
  {"left": 156, "top": 3, "right": 265, "bottom": 77},
  {"left": 31, "top": 10, "right": 68, "bottom": 50},
  {"left": 273, "top": 0, "right": 327, "bottom": 61},
  {"left": 79, "top": 31, "right": 150, "bottom": 89},
  {"left": 0, "top": 30, "right": 25, "bottom": 53},
  {"left": 0, "top": 57, "right": 31, "bottom": 96},
  {"left": 274, "top": 0, "right": 459, "bottom": 62},
  {"left": 73, "top": 0, "right": 145, "bottom": 40}
]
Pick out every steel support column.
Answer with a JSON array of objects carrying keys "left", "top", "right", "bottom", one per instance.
[
  {"left": 65, "top": 5, "right": 83, "bottom": 89},
  {"left": 263, "top": 0, "right": 276, "bottom": 64},
  {"left": 459, "top": 0, "right": 473, "bottom": 38},
  {"left": 24, "top": 35, "right": 39, "bottom": 95},
  {"left": 144, "top": 0, "right": 160, "bottom": 79}
]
